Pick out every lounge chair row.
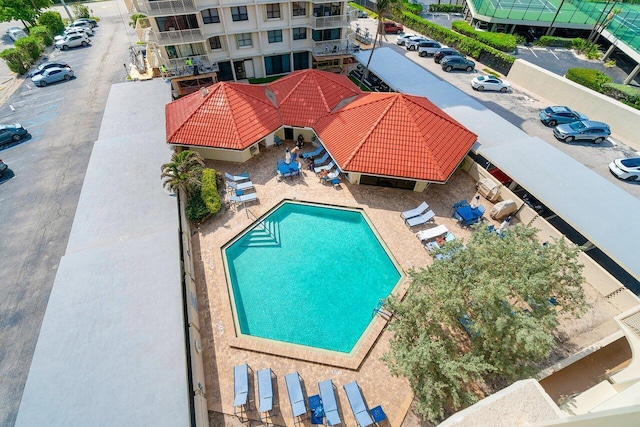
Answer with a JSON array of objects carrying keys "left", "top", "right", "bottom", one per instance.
[
  {"left": 401, "top": 201, "right": 436, "bottom": 228},
  {"left": 233, "top": 365, "right": 385, "bottom": 427}
]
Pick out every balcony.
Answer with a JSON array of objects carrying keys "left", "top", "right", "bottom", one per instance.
[
  {"left": 164, "top": 55, "right": 219, "bottom": 78},
  {"left": 312, "top": 40, "right": 358, "bottom": 57},
  {"left": 130, "top": 0, "right": 197, "bottom": 16},
  {"left": 313, "top": 14, "right": 349, "bottom": 29},
  {"left": 148, "top": 28, "right": 205, "bottom": 46}
]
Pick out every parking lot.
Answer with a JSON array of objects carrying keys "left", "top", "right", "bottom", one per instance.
[
  {"left": 354, "top": 17, "right": 640, "bottom": 199},
  {"left": 0, "top": 3, "right": 132, "bottom": 424}
]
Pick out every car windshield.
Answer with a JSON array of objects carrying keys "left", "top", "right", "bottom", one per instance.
[
  {"left": 569, "top": 121, "right": 587, "bottom": 131},
  {"left": 620, "top": 158, "right": 640, "bottom": 168}
]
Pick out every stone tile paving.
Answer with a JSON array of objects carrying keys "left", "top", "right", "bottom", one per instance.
[{"left": 191, "top": 142, "right": 626, "bottom": 426}]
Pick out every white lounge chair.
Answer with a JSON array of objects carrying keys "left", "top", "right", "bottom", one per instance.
[
  {"left": 401, "top": 201, "right": 429, "bottom": 220},
  {"left": 416, "top": 224, "right": 449, "bottom": 241},
  {"left": 314, "top": 161, "right": 335, "bottom": 174},
  {"left": 225, "top": 172, "right": 250, "bottom": 182},
  {"left": 228, "top": 180, "right": 254, "bottom": 192},
  {"left": 229, "top": 193, "right": 258, "bottom": 204},
  {"left": 405, "top": 209, "right": 435, "bottom": 227}
]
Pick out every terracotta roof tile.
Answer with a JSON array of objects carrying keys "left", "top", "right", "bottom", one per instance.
[{"left": 166, "top": 82, "right": 282, "bottom": 150}]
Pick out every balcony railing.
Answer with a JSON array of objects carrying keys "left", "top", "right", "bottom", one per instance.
[
  {"left": 313, "top": 40, "right": 358, "bottom": 57},
  {"left": 163, "top": 55, "right": 219, "bottom": 78},
  {"left": 131, "top": 0, "right": 197, "bottom": 16},
  {"left": 313, "top": 14, "right": 349, "bottom": 29},
  {"left": 148, "top": 28, "right": 205, "bottom": 46}
]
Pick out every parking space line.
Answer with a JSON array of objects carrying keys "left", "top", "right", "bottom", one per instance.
[
  {"left": 549, "top": 49, "right": 559, "bottom": 60},
  {"left": 527, "top": 47, "right": 538, "bottom": 57},
  {"left": 11, "top": 97, "right": 63, "bottom": 109}
]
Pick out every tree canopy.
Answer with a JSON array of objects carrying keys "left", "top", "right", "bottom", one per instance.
[
  {"left": 161, "top": 150, "right": 205, "bottom": 196},
  {"left": 383, "top": 224, "right": 588, "bottom": 423},
  {"left": 0, "top": 0, "right": 52, "bottom": 26}
]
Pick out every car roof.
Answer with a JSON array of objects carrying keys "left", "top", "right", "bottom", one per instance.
[
  {"left": 582, "top": 120, "right": 610, "bottom": 128},
  {"left": 549, "top": 106, "right": 571, "bottom": 113}
]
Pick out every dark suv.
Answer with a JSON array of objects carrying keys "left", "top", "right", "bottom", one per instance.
[
  {"left": 440, "top": 55, "right": 475, "bottom": 72},
  {"left": 433, "top": 47, "right": 460, "bottom": 64}
]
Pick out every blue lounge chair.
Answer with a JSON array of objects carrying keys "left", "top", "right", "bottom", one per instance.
[
  {"left": 313, "top": 152, "right": 330, "bottom": 165},
  {"left": 228, "top": 180, "right": 254, "bottom": 192},
  {"left": 301, "top": 145, "right": 324, "bottom": 159},
  {"left": 285, "top": 372, "right": 307, "bottom": 424},
  {"left": 314, "top": 161, "right": 335, "bottom": 174},
  {"left": 405, "top": 209, "right": 435, "bottom": 227},
  {"left": 233, "top": 364, "right": 250, "bottom": 417},
  {"left": 319, "top": 379, "right": 342, "bottom": 426},
  {"left": 274, "top": 135, "right": 283, "bottom": 146},
  {"left": 401, "top": 201, "right": 429, "bottom": 220},
  {"left": 258, "top": 368, "right": 275, "bottom": 420},
  {"left": 225, "top": 171, "right": 250, "bottom": 182},
  {"left": 309, "top": 394, "right": 324, "bottom": 425},
  {"left": 343, "top": 381, "right": 374, "bottom": 427},
  {"left": 229, "top": 193, "right": 258, "bottom": 204}
]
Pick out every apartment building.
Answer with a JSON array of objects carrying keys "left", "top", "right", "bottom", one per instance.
[{"left": 127, "top": 0, "right": 358, "bottom": 95}]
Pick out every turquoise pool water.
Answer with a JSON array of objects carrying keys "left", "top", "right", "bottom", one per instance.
[{"left": 224, "top": 202, "right": 401, "bottom": 353}]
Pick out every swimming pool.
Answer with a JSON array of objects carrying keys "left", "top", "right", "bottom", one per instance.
[{"left": 223, "top": 201, "right": 402, "bottom": 354}]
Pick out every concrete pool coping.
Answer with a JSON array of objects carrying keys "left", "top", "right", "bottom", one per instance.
[{"left": 221, "top": 199, "right": 407, "bottom": 370}]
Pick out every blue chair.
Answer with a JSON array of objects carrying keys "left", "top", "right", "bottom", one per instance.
[
  {"left": 319, "top": 379, "right": 342, "bottom": 426},
  {"left": 343, "top": 381, "right": 374, "bottom": 427},
  {"left": 370, "top": 405, "right": 387, "bottom": 424},
  {"left": 309, "top": 394, "right": 324, "bottom": 425},
  {"left": 286, "top": 372, "right": 308, "bottom": 425},
  {"left": 313, "top": 152, "right": 330, "bottom": 165},
  {"left": 225, "top": 171, "right": 250, "bottom": 182},
  {"left": 233, "top": 364, "right": 250, "bottom": 417},
  {"left": 301, "top": 145, "right": 324, "bottom": 159},
  {"left": 275, "top": 135, "right": 283, "bottom": 146},
  {"left": 453, "top": 199, "right": 469, "bottom": 210},
  {"left": 258, "top": 368, "right": 275, "bottom": 421}
]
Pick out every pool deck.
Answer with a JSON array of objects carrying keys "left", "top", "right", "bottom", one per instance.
[{"left": 192, "top": 142, "right": 626, "bottom": 426}]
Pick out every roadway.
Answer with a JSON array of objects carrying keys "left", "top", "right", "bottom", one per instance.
[{"left": 0, "top": 2, "right": 136, "bottom": 425}]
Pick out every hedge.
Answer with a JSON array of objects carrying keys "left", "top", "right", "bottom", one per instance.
[
  {"left": 535, "top": 36, "right": 577, "bottom": 48},
  {"left": 397, "top": 11, "right": 515, "bottom": 75},
  {"left": 0, "top": 48, "right": 28, "bottom": 74},
  {"left": 14, "top": 37, "right": 43, "bottom": 62},
  {"left": 429, "top": 5, "right": 464, "bottom": 13},
  {"left": 565, "top": 68, "right": 612, "bottom": 92},
  {"left": 451, "top": 21, "right": 517, "bottom": 52},
  {"left": 200, "top": 168, "right": 222, "bottom": 215},
  {"left": 186, "top": 188, "right": 210, "bottom": 222},
  {"left": 603, "top": 83, "right": 640, "bottom": 109},
  {"left": 28, "top": 26, "right": 53, "bottom": 47}
]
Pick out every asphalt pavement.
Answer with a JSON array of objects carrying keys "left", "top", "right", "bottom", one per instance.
[{"left": 0, "top": 2, "right": 135, "bottom": 425}]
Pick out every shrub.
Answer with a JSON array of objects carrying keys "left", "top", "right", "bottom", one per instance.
[
  {"left": 28, "top": 26, "right": 53, "bottom": 47},
  {"left": 0, "top": 48, "right": 28, "bottom": 74},
  {"left": 429, "top": 4, "right": 464, "bottom": 13},
  {"left": 38, "top": 11, "right": 65, "bottom": 35},
  {"left": 603, "top": 83, "right": 640, "bottom": 110},
  {"left": 186, "top": 189, "right": 211, "bottom": 223},
  {"left": 200, "top": 168, "right": 222, "bottom": 215},
  {"left": 14, "top": 37, "right": 43, "bottom": 63},
  {"left": 71, "top": 2, "right": 90, "bottom": 19},
  {"left": 403, "top": 1, "right": 423, "bottom": 15},
  {"left": 129, "top": 13, "right": 147, "bottom": 28},
  {"left": 535, "top": 36, "right": 576, "bottom": 48},
  {"left": 451, "top": 21, "right": 517, "bottom": 52},
  {"left": 571, "top": 38, "right": 600, "bottom": 59},
  {"left": 565, "top": 68, "right": 611, "bottom": 92}
]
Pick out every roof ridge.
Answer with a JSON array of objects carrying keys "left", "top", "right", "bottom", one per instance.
[
  {"left": 277, "top": 72, "right": 306, "bottom": 107},
  {"left": 403, "top": 93, "right": 470, "bottom": 130},
  {"left": 314, "top": 73, "right": 332, "bottom": 114},
  {"left": 221, "top": 84, "right": 243, "bottom": 143}
]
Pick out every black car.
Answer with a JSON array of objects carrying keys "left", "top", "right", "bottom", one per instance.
[
  {"left": 433, "top": 48, "right": 460, "bottom": 64},
  {"left": 27, "top": 61, "right": 71, "bottom": 78},
  {"left": 440, "top": 55, "right": 475, "bottom": 72}
]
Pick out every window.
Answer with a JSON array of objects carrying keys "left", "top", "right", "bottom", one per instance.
[
  {"left": 292, "top": 27, "right": 306, "bottom": 40},
  {"left": 208, "top": 36, "right": 222, "bottom": 50},
  {"left": 293, "top": 52, "right": 309, "bottom": 70},
  {"left": 157, "top": 15, "right": 199, "bottom": 31},
  {"left": 231, "top": 6, "right": 248, "bottom": 22},
  {"left": 237, "top": 33, "right": 252, "bottom": 47},
  {"left": 268, "top": 30, "right": 283, "bottom": 43},
  {"left": 202, "top": 8, "right": 220, "bottom": 24},
  {"left": 312, "top": 28, "right": 340, "bottom": 41},
  {"left": 292, "top": 2, "right": 306, "bottom": 17},
  {"left": 266, "top": 4, "right": 281, "bottom": 19},
  {"left": 264, "top": 54, "right": 290, "bottom": 75}
]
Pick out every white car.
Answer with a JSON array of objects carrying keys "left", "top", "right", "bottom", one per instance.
[
  {"left": 396, "top": 33, "right": 416, "bottom": 46},
  {"left": 66, "top": 21, "right": 94, "bottom": 33},
  {"left": 609, "top": 158, "right": 640, "bottom": 182},
  {"left": 405, "top": 36, "right": 429, "bottom": 51},
  {"left": 55, "top": 33, "right": 90, "bottom": 50},
  {"left": 6, "top": 27, "right": 27, "bottom": 41},
  {"left": 471, "top": 75, "right": 512, "bottom": 93},
  {"left": 54, "top": 27, "right": 92, "bottom": 42}
]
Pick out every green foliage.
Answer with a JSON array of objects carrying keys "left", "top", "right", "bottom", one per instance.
[
  {"left": 200, "top": 168, "right": 222, "bottom": 215},
  {"left": 71, "top": 2, "right": 90, "bottom": 19},
  {"left": 129, "top": 13, "right": 147, "bottom": 28},
  {"left": 14, "top": 36, "right": 43, "bottom": 62},
  {"left": 160, "top": 150, "right": 205, "bottom": 195},
  {"left": 603, "top": 83, "right": 640, "bottom": 110},
  {"left": 348, "top": 75, "right": 371, "bottom": 91},
  {"left": 451, "top": 21, "right": 517, "bottom": 52},
  {"left": 535, "top": 36, "right": 577, "bottom": 48},
  {"left": 571, "top": 38, "right": 601, "bottom": 59},
  {"left": 429, "top": 4, "right": 464, "bottom": 13},
  {"left": 185, "top": 188, "right": 211, "bottom": 223},
  {"left": 397, "top": 11, "right": 515, "bottom": 75},
  {"left": 248, "top": 75, "right": 285, "bottom": 84},
  {"left": 0, "top": 48, "right": 28, "bottom": 74},
  {"left": 0, "top": 0, "right": 52, "bottom": 25},
  {"left": 402, "top": 0, "right": 422, "bottom": 15},
  {"left": 384, "top": 225, "right": 587, "bottom": 423},
  {"left": 38, "top": 10, "right": 65, "bottom": 35},
  {"left": 28, "top": 26, "right": 53, "bottom": 46},
  {"left": 566, "top": 68, "right": 612, "bottom": 92}
]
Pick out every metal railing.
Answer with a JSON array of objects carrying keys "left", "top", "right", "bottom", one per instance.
[
  {"left": 130, "top": 0, "right": 197, "bottom": 16},
  {"left": 148, "top": 28, "right": 205, "bottom": 46},
  {"left": 164, "top": 55, "right": 219, "bottom": 77},
  {"left": 313, "top": 39, "right": 357, "bottom": 56},
  {"left": 245, "top": 209, "right": 279, "bottom": 244},
  {"left": 313, "top": 14, "right": 349, "bottom": 28}
]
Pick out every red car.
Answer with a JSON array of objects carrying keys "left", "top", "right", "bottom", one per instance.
[{"left": 383, "top": 22, "right": 403, "bottom": 34}]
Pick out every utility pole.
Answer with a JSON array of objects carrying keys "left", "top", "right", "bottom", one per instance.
[{"left": 60, "top": 0, "right": 74, "bottom": 21}]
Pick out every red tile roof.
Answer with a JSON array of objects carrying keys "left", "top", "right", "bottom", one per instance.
[
  {"left": 165, "top": 82, "right": 282, "bottom": 150},
  {"left": 266, "top": 69, "right": 361, "bottom": 127},
  {"left": 313, "top": 92, "right": 477, "bottom": 182}
]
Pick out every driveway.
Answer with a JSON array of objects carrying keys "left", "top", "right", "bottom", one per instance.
[{"left": 0, "top": 2, "right": 133, "bottom": 425}]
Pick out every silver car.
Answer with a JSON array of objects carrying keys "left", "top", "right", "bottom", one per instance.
[
  {"left": 553, "top": 120, "right": 611, "bottom": 143},
  {"left": 30, "top": 67, "right": 75, "bottom": 87},
  {"left": 55, "top": 33, "right": 90, "bottom": 50}
]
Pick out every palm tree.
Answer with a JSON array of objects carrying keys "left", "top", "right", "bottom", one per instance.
[
  {"left": 358, "top": 0, "right": 400, "bottom": 89},
  {"left": 161, "top": 150, "right": 205, "bottom": 196}
]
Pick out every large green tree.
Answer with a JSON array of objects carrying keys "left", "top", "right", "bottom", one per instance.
[
  {"left": 0, "top": 0, "right": 52, "bottom": 27},
  {"left": 383, "top": 224, "right": 588, "bottom": 423},
  {"left": 160, "top": 150, "right": 205, "bottom": 196}
]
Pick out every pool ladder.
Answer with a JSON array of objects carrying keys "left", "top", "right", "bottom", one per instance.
[{"left": 245, "top": 208, "right": 280, "bottom": 246}]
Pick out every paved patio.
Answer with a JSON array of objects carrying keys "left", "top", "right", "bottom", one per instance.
[{"left": 191, "top": 141, "right": 625, "bottom": 426}]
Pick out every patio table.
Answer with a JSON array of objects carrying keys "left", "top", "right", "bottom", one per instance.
[{"left": 455, "top": 205, "right": 483, "bottom": 226}]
